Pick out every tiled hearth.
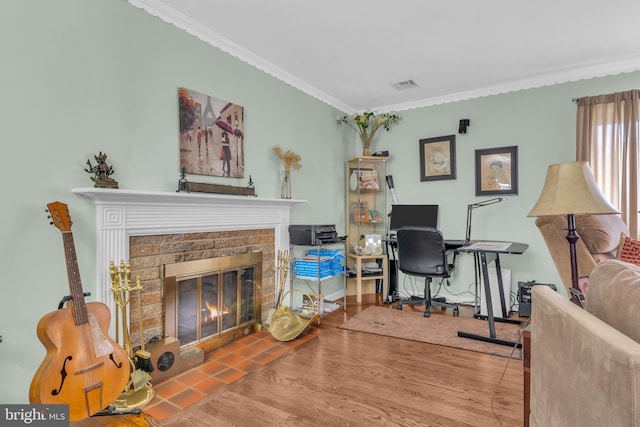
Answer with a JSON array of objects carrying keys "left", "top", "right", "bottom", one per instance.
[{"left": 141, "top": 328, "right": 319, "bottom": 422}]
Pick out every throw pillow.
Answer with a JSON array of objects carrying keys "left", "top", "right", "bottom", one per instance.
[
  {"left": 616, "top": 233, "right": 640, "bottom": 266},
  {"left": 576, "top": 214, "right": 630, "bottom": 255}
]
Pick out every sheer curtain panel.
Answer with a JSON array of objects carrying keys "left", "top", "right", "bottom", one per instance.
[{"left": 576, "top": 90, "right": 639, "bottom": 239}]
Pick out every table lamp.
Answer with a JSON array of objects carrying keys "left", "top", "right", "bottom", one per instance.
[{"left": 528, "top": 161, "right": 620, "bottom": 292}]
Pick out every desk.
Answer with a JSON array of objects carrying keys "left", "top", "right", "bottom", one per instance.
[
  {"left": 384, "top": 237, "right": 466, "bottom": 304},
  {"left": 457, "top": 241, "right": 528, "bottom": 347}
]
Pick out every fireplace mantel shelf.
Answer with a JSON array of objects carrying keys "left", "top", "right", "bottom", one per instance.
[{"left": 72, "top": 187, "right": 307, "bottom": 207}]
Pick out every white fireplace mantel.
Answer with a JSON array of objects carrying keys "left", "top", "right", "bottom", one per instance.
[{"left": 73, "top": 187, "right": 306, "bottom": 318}]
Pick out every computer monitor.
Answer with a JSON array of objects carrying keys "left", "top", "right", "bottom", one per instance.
[{"left": 389, "top": 204, "right": 439, "bottom": 231}]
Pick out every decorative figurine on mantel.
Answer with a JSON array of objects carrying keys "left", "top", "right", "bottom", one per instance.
[
  {"left": 85, "top": 152, "right": 119, "bottom": 188},
  {"left": 177, "top": 166, "right": 189, "bottom": 192}
]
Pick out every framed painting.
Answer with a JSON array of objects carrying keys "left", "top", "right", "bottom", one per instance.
[
  {"left": 475, "top": 145, "right": 518, "bottom": 195},
  {"left": 420, "top": 135, "right": 456, "bottom": 181},
  {"left": 178, "top": 87, "right": 245, "bottom": 178}
]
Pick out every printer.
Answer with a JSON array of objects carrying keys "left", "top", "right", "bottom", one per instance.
[{"left": 289, "top": 224, "right": 339, "bottom": 246}]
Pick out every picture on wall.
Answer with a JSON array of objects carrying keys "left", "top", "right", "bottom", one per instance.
[
  {"left": 419, "top": 135, "right": 456, "bottom": 181},
  {"left": 475, "top": 145, "right": 518, "bottom": 195},
  {"left": 178, "top": 87, "right": 245, "bottom": 178}
]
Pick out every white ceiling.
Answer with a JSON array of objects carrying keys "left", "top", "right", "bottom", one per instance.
[{"left": 129, "top": 0, "right": 640, "bottom": 113}]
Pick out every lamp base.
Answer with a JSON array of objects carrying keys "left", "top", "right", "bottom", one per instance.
[{"left": 566, "top": 214, "right": 579, "bottom": 288}]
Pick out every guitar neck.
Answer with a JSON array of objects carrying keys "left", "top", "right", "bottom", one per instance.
[{"left": 61, "top": 231, "right": 88, "bottom": 326}]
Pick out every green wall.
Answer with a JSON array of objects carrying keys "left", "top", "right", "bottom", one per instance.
[{"left": 0, "top": 0, "right": 638, "bottom": 403}]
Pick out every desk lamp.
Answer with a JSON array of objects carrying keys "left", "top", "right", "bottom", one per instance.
[
  {"left": 465, "top": 197, "right": 504, "bottom": 242},
  {"left": 528, "top": 161, "right": 620, "bottom": 292}
]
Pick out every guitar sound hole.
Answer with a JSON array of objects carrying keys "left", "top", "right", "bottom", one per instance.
[{"left": 51, "top": 355, "right": 73, "bottom": 396}]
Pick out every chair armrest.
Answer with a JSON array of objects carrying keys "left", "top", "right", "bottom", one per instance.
[{"left": 530, "top": 286, "right": 640, "bottom": 427}]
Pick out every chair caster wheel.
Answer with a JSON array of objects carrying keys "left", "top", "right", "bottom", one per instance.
[
  {"left": 397, "top": 305, "right": 403, "bottom": 310},
  {"left": 453, "top": 308, "right": 460, "bottom": 316},
  {"left": 423, "top": 312, "right": 430, "bottom": 318}
]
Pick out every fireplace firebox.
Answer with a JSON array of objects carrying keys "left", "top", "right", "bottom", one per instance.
[{"left": 164, "top": 252, "right": 262, "bottom": 352}]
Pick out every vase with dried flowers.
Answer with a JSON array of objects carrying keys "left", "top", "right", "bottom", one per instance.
[
  {"left": 273, "top": 146, "right": 302, "bottom": 199},
  {"left": 338, "top": 111, "right": 400, "bottom": 156}
]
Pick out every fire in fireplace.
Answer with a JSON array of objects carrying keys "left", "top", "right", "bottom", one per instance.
[{"left": 164, "top": 252, "right": 262, "bottom": 352}]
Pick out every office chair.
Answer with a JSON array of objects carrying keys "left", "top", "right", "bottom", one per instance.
[{"left": 396, "top": 226, "right": 459, "bottom": 317}]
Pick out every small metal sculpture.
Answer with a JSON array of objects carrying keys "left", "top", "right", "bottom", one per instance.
[
  {"left": 85, "top": 152, "right": 119, "bottom": 188},
  {"left": 246, "top": 175, "right": 257, "bottom": 196},
  {"left": 177, "top": 166, "right": 189, "bottom": 193}
]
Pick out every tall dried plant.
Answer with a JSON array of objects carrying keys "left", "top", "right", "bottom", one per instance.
[{"left": 273, "top": 146, "right": 302, "bottom": 174}]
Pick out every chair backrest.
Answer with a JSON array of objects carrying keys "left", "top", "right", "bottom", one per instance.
[
  {"left": 535, "top": 214, "right": 629, "bottom": 294},
  {"left": 396, "top": 226, "right": 450, "bottom": 277}
]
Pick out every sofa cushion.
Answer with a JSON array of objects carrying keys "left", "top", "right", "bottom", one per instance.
[
  {"left": 576, "top": 214, "right": 629, "bottom": 255},
  {"left": 617, "top": 234, "right": 640, "bottom": 266},
  {"left": 586, "top": 259, "right": 640, "bottom": 342}
]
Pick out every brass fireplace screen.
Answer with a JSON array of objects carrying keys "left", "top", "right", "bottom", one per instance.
[{"left": 163, "top": 252, "right": 262, "bottom": 349}]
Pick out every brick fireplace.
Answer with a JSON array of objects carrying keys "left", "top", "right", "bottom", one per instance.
[
  {"left": 129, "top": 230, "right": 268, "bottom": 352},
  {"left": 73, "top": 188, "right": 304, "bottom": 349}
]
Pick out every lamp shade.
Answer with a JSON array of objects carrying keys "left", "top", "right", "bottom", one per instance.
[{"left": 528, "top": 161, "right": 620, "bottom": 217}]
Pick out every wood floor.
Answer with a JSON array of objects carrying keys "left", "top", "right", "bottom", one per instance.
[{"left": 72, "top": 295, "right": 524, "bottom": 426}]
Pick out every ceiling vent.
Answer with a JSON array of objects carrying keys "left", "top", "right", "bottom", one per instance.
[{"left": 391, "top": 79, "right": 419, "bottom": 90}]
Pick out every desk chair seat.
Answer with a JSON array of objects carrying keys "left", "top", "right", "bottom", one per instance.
[{"left": 396, "top": 226, "right": 459, "bottom": 317}]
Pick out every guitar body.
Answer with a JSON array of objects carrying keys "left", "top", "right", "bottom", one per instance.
[
  {"left": 30, "top": 202, "right": 129, "bottom": 422},
  {"left": 30, "top": 301, "right": 129, "bottom": 421}
]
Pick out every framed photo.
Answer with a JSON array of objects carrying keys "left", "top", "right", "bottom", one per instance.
[
  {"left": 420, "top": 135, "right": 456, "bottom": 181},
  {"left": 475, "top": 146, "right": 518, "bottom": 196},
  {"left": 178, "top": 87, "right": 245, "bottom": 178}
]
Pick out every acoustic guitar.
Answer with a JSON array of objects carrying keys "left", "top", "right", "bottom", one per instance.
[{"left": 29, "top": 202, "right": 129, "bottom": 421}]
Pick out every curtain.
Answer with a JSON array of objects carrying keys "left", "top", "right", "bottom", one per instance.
[{"left": 576, "top": 90, "right": 640, "bottom": 239}]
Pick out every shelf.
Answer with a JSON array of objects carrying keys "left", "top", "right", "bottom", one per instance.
[
  {"left": 346, "top": 253, "right": 386, "bottom": 259},
  {"left": 293, "top": 301, "right": 341, "bottom": 319},
  {"left": 308, "top": 242, "right": 346, "bottom": 251},
  {"left": 289, "top": 241, "right": 347, "bottom": 316},
  {"left": 345, "top": 157, "right": 388, "bottom": 304},
  {"left": 347, "top": 274, "right": 384, "bottom": 281},
  {"left": 292, "top": 272, "right": 346, "bottom": 282}
]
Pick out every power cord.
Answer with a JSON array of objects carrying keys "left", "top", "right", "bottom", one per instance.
[{"left": 490, "top": 315, "right": 530, "bottom": 425}]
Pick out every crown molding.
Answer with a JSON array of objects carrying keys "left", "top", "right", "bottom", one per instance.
[
  {"left": 127, "top": 0, "right": 352, "bottom": 113},
  {"left": 128, "top": 1, "right": 640, "bottom": 114},
  {"left": 373, "top": 57, "right": 640, "bottom": 113}
]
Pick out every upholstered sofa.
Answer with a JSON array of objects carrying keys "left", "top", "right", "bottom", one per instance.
[
  {"left": 535, "top": 214, "right": 629, "bottom": 294},
  {"left": 529, "top": 259, "right": 640, "bottom": 426}
]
